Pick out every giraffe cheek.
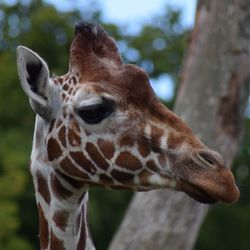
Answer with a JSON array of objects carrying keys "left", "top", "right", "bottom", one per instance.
[
  {"left": 69, "top": 151, "right": 97, "bottom": 174},
  {"left": 85, "top": 142, "right": 109, "bottom": 170},
  {"left": 97, "top": 139, "right": 115, "bottom": 160},
  {"left": 59, "top": 157, "right": 90, "bottom": 180}
]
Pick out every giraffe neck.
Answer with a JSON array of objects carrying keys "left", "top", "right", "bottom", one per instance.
[{"left": 31, "top": 116, "right": 95, "bottom": 250}]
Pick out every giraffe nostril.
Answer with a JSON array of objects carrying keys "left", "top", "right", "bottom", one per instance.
[{"left": 196, "top": 150, "right": 221, "bottom": 168}]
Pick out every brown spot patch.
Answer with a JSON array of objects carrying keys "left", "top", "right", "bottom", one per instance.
[
  {"left": 63, "top": 84, "right": 69, "bottom": 91},
  {"left": 68, "top": 128, "right": 81, "bottom": 147},
  {"left": 111, "top": 169, "right": 134, "bottom": 183},
  {"left": 36, "top": 171, "right": 51, "bottom": 204},
  {"left": 47, "top": 138, "right": 62, "bottom": 161},
  {"left": 50, "top": 231, "right": 66, "bottom": 250},
  {"left": 72, "top": 76, "right": 77, "bottom": 84},
  {"left": 62, "top": 93, "right": 66, "bottom": 100},
  {"left": 37, "top": 203, "right": 49, "bottom": 249},
  {"left": 58, "top": 126, "right": 67, "bottom": 148},
  {"left": 85, "top": 142, "right": 109, "bottom": 170},
  {"left": 50, "top": 173, "right": 73, "bottom": 200},
  {"left": 70, "top": 151, "right": 96, "bottom": 174},
  {"left": 118, "top": 134, "right": 135, "bottom": 147},
  {"left": 60, "top": 157, "right": 89, "bottom": 180},
  {"left": 138, "top": 137, "right": 151, "bottom": 157},
  {"left": 146, "top": 160, "right": 158, "bottom": 172},
  {"left": 68, "top": 88, "right": 73, "bottom": 95},
  {"left": 97, "top": 139, "right": 115, "bottom": 160},
  {"left": 116, "top": 151, "right": 142, "bottom": 171},
  {"left": 52, "top": 210, "right": 69, "bottom": 232}
]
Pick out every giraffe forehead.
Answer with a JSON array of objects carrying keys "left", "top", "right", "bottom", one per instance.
[
  {"left": 53, "top": 64, "right": 155, "bottom": 105},
  {"left": 53, "top": 76, "right": 120, "bottom": 107}
]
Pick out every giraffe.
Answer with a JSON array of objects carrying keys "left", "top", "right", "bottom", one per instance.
[{"left": 17, "top": 22, "right": 239, "bottom": 250}]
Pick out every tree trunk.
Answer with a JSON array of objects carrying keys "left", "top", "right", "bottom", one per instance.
[{"left": 108, "top": 1, "right": 250, "bottom": 250}]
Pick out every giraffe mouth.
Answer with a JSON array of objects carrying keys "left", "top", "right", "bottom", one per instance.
[{"left": 179, "top": 180, "right": 218, "bottom": 204}]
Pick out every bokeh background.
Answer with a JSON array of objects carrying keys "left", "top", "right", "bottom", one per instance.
[{"left": 0, "top": 0, "right": 249, "bottom": 249}]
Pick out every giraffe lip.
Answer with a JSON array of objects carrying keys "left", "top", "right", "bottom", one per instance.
[{"left": 179, "top": 180, "right": 218, "bottom": 204}]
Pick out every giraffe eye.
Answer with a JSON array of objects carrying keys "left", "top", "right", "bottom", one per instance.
[{"left": 77, "top": 98, "right": 115, "bottom": 124}]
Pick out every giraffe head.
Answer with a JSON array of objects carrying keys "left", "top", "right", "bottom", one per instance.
[{"left": 17, "top": 22, "right": 239, "bottom": 204}]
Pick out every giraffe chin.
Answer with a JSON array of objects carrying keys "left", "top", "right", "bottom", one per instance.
[
  {"left": 179, "top": 175, "right": 240, "bottom": 204},
  {"left": 180, "top": 181, "right": 218, "bottom": 204}
]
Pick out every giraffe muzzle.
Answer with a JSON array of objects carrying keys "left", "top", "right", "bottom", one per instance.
[
  {"left": 180, "top": 168, "right": 239, "bottom": 204},
  {"left": 175, "top": 150, "right": 240, "bottom": 204}
]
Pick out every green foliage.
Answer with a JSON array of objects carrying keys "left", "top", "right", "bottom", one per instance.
[
  {"left": 195, "top": 203, "right": 250, "bottom": 250},
  {"left": 0, "top": 1, "right": 249, "bottom": 250}
]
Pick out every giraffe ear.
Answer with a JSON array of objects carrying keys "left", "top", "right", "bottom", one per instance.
[{"left": 17, "top": 46, "right": 52, "bottom": 118}]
